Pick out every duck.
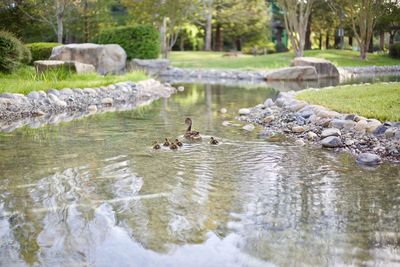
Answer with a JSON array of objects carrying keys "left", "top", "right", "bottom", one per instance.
[
  {"left": 184, "top": 118, "right": 202, "bottom": 141},
  {"left": 163, "top": 138, "right": 171, "bottom": 146},
  {"left": 175, "top": 139, "right": 183, "bottom": 147},
  {"left": 210, "top": 137, "right": 219, "bottom": 145},
  {"left": 152, "top": 141, "right": 161, "bottom": 150},
  {"left": 169, "top": 142, "right": 179, "bottom": 150}
]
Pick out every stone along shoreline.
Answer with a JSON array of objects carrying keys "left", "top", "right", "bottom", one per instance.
[
  {"left": 236, "top": 84, "right": 400, "bottom": 165},
  {"left": 0, "top": 79, "right": 177, "bottom": 132}
]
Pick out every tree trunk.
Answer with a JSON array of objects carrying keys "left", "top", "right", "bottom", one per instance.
[
  {"left": 180, "top": 37, "right": 185, "bottom": 51},
  {"left": 325, "top": 33, "right": 329, "bottom": 49},
  {"left": 305, "top": 13, "right": 312, "bottom": 50},
  {"left": 349, "top": 36, "right": 353, "bottom": 46},
  {"left": 235, "top": 39, "right": 241, "bottom": 51},
  {"left": 318, "top": 32, "right": 322, "bottom": 50},
  {"left": 389, "top": 32, "right": 395, "bottom": 45},
  {"left": 205, "top": 9, "right": 212, "bottom": 51},
  {"left": 360, "top": 45, "right": 367, "bottom": 60},
  {"left": 56, "top": 12, "right": 63, "bottom": 44},
  {"left": 215, "top": 23, "right": 223, "bottom": 51},
  {"left": 334, "top": 33, "right": 339, "bottom": 48},
  {"left": 368, "top": 35, "right": 374, "bottom": 53},
  {"left": 160, "top": 16, "right": 168, "bottom": 59},
  {"left": 379, "top": 32, "right": 384, "bottom": 51},
  {"left": 83, "top": 0, "right": 89, "bottom": 42}
]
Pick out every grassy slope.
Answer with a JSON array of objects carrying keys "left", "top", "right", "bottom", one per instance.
[
  {"left": 0, "top": 66, "right": 148, "bottom": 95},
  {"left": 170, "top": 50, "right": 400, "bottom": 70},
  {"left": 296, "top": 82, "right": 400, "bottom": 121}
]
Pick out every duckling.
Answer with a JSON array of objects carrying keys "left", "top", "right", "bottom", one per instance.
[
  {"left": 184, "top": 118, "right": 202, "bottom": 141},
  {"left": 152, "top": 141, "right": 161, "bottom": 150},
  {"left": 175, "top": 139, "right": 183, "bottom": 147},
  {"left": 163, "top": 138, "right": 171, "bottom": 147},
  {"left": 210, "top": 137, "right": 219, "bottom": 145},
  {"left": 169, "top": 142, "right": 179, "bottom": 150}
]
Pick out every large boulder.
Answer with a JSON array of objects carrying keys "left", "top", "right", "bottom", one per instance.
[
  {"left": 265, "top": 66, "right": 318, "bottom": 81},
  {"left": 34, "top": 60, "right": 95, "bottom": 74},
  {"left": 49, "top": 43, "right": 127, "bottom": 74},
  {"left": 291, "top": 57, "right": 339, "bottom": 78}
]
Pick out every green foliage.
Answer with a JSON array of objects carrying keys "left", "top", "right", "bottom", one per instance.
[
  {"left": 0, "top": 30, "right": 26, "bottom": 73},
  {"left": 0, "top": 65, "right": 148, "bottom": 94},
  {"left": 389, "top": 43, "right": 400, "bottom": 59},
  {"left": 97, "top": 25, "right": 160, "bottom": 59},
  {"left": 296, "top": 82, "right": 400, "bottom": 121},
  {"left": 242, "top": 41, "right": 276, "bottom": 55},
  {"left": 26, "top": 42, "right": 61, "bottom": 63},
  {"left": 20, "top": 43, "right": 32, "bottom": 64}
]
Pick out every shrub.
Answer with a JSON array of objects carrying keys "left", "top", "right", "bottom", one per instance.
[
  {"left": 242, "top": 41, "right": 276, "bottom": 55},
  {"left": 0, "top": 30, "right": 25, "bottom": 73},
  {"left": 26, "top": 42, "right": 61, "bottom": 63},
  {"left": 389, "top": 43, "right": 400, "bottom": 59},
  {"left": 20, "top": 44, "right": 32, "bottom": 64},
  {"left": 97, "top": 25, "right": 160, "bottom": 59}
]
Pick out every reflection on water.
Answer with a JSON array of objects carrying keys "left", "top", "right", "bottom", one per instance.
[{"left": 0, "top": 84, "right": 400, "bottom": 267}]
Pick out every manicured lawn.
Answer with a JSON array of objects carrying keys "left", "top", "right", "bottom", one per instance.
[
  {"left": 296, "top": 82, "right": 400, "bottom": 122},
  {"left": 0, "top": 66, "right": 148, "bottom": 95},
  {"left": 169, "top": 50, "right": 400, "bottom": 70}
]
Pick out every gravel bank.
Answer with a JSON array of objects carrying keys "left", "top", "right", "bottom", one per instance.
[
  {"left": 236, "top": 87, "right": 400, "bottom": 165},
  {"left": 0, "top": 79, "right": 177, "bottom": 132}
]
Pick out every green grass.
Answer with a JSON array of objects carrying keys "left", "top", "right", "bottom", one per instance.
[
  {"left": 0, "top": 66, "right": 148, "bottom": 94},
  {"left": 296, "top": 82, "right": 400, "bottom": 121},
  {"left": 169, "top": 50, "right": 400, "bottom": 70}
]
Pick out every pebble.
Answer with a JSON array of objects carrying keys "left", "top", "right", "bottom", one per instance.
[
  {"left": 264, "top": 98, "right": 274, "bottom": 108},
  {"left": 101, "top": 98, "right": 114, "bottom": 106},
  {"left": 295, "top": 139, "right": 305, "bottom": 146},
  {"left": 292, "top": 126, "right": 306, "bottom": 133},
  {"left": 385, "top": 128, "right": 397, "bottom": 138},
  {"left": 307, "top": 131, "right": 317, "bottom": 140},
  {"left": 220, "top": 108, "right": 227, "bottom": 114},
  {"left": 321, "top": 136, "right": 343, "bottom": 148},
  {"left": 239, "top": 108, "right": 251, "bottom": 115},
  {"left": 263, "top": 115, "right": 275, "bottom": 124},
  {"left": 177, "top": 86, "right": 185, "bottom": 92},
  {"left": 321, "top": 128, "right": 341, "bottom": 138}
]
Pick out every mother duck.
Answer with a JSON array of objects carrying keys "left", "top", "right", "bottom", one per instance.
[{"left": 184, "top": 118, "right": 202, "bottom": 141}]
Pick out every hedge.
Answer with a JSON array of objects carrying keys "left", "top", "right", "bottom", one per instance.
[
  {"left": 97, "top": 25, "right": 160, "bottom": 59},
  {"left": 26, "top": 42, "right": 61, "bottom": 63},
  {"left": 0, "top": 30, "right": 30, "bottom": 73},
  {"left": 389, "top": 43, "right": 400, "bottom": 59}
]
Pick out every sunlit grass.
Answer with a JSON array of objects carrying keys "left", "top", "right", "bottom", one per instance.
[
  {"left": 0, "top": 66, "right": 148, "bottom": 94},
  {"left": 169, "top": 50, "right": 400, "bottom": 70},
  {"left": 296, "top": 82, "right": 400, "bottom": 121}
]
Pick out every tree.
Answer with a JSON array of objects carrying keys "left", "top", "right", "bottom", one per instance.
[
  {"left": 343, "top": 0, "right": 383, "bottom": 59},
  {"left": 277, "top": 0, "right": 315, "bottom": 57},
  {"left": 376, "top": 0, "right": 400, "bottom": 46}
]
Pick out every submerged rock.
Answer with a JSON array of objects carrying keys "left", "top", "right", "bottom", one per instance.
[
  {"left": 238, "top": 108, "right": 251, "bottom": 115},
  {"left": 356, "top": 153, "right": 382, "bottom": 166},
  {"left": 242, "top": 124, "right": 255, "bottom": 132}
]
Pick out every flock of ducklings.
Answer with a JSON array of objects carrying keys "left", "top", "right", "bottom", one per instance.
[{"left": 152, "top": 118, "right": 219, "bottom": 150}]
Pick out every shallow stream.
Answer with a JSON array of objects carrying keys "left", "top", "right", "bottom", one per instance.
[{"left": 0, "top": 82, "right": 399, "bottom": 266}]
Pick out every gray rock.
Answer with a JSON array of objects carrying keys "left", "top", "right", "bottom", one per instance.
[
  {"left": 60, "top": 88, "right": 74, "bottom": 96},
  {"left": 101, "top": 98, "right": 113, "bottom": 106},
  {"left": 321, "top": 136, "right": 343, "bottom": 148},
  {"left": 307, "top": 131, "right": 317, "bottom": 140},
  {"left": 384, "top": 127, "right": 397, "bottom": 138},
  {"left": 345, "top": 114, "right": 357, "bottom": 121},
  {"left": 49, "top": 43, "right": 127, "bottom": 74},
  {"left": 330, "top": 119, "right": 346, "bottom": 129},
  {"left": 291, "top": 57, "right": 340, "bottom": 78},
  {"left": 220, "top": 108, "right": 227, "bottom": 114},
  {"left": 295, "top": 139, "right": 305, "bottom": 146},
  {"left": 27, "top": 91, "right": 40, "bottom": 99},
  {"left": 83, "top": 88, "right": 97, "bottom": 95},
  {"left": 264, "top": 98, "right": 274, "bottom": 108},
  {"left": 373, "top": 125, "right": 388, "bottom": 135},
  {"left": 356, "top": 153, "right": 382, "bottom": 166},
  {"left": 47, "top": 89, "right": 60, "bottom": 97},
  {"left": 321, "top": 128, "right": 341, "bottom": 138}
]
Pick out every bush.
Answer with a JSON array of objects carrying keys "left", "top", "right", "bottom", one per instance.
[
  {"left": 275, "top": 43, "right": 289, "bottom": 53},
  {"left": 0, "top": 30, "right": 26, "bottom": 73},
  {"left": 20, "top": 44, "right": 32, "bottom": 64},
  {"left": 97, "top": 25, "right": 160, "bottom": 59},
  {"left": 26, "top": 42, "right": 61, "bottom": 63},
  {"left": 242, "top": 41, "right": 276, "bottom": 55},
  {"left": 389, "top": 43, "right": 400, "bottom": 59}
]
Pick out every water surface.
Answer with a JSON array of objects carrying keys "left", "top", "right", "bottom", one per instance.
[{"left": 0, "top": 83, "right": 399, "bottom": 267}]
